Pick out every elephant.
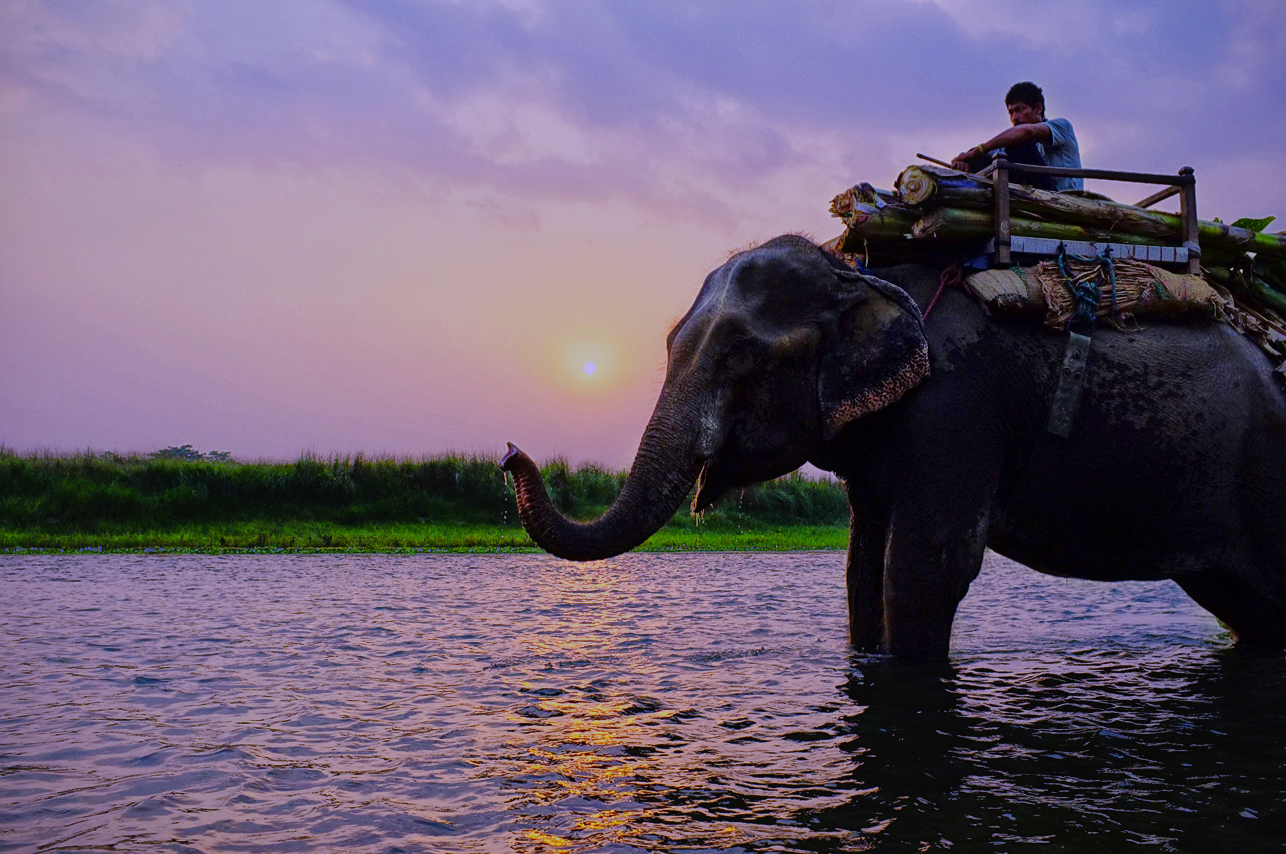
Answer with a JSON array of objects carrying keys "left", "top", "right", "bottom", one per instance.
[{"left": 501, "top": 234, "right": 1286, "bottom": 657}]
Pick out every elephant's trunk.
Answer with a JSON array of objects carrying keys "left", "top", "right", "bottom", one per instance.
[{"left": 501, "top": 405, "right": 702, "bottom": 561}]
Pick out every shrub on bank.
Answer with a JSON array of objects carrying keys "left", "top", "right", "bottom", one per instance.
[{"left": 0, "top": 447, "right": 848, "bottom": 533}]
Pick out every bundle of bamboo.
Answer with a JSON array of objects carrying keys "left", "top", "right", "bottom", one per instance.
[{"left": 828, "top": 163, "right": 1286, "bottom": 325}]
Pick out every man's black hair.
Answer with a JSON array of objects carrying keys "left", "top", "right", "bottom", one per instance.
[{"left": 1005, "top": 81, "right": 1044, "bottom": 108}]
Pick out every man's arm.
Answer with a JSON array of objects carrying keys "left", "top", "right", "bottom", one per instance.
[{"left": 951, "top": 122, "right": 1053, "bottom": 170}]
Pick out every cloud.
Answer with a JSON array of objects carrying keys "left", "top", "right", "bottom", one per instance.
[
  {"left": 1, "top": 0, "right": 1282, "bottom": 211},
  {"left": 0, "top": 2, "right": 974, "bottom": 199}
]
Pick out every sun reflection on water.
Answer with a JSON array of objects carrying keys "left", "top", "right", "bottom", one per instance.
[{"left": 484, "top": 556, "right": 864, "bottom": 850}]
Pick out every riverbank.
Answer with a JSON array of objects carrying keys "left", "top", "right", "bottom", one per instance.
[
  {"left": 0, "top": 523, "right": 847, "bottom": 554},
  {"left": 0, "top": 450, "right": 849, "bottom": 553}
]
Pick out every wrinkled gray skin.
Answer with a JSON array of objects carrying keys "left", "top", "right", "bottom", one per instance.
[{"left": 503, "top": 234, "right": 1286, "bottom": 657}]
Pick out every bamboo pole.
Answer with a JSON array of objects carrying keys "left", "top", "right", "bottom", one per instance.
[
  {"left": 1201, "top": 221, "right": 1286, "bottom": 258},
  {"left": 830, "top": 184, "right": 903, "bottom": 218},
  {"left": 833, "top": 202, "right": 919, "bottom": 241},
  {"left": 833, "top": 202, "right": 958, "bottom": 261},
  {"left": 897, "top": 165, "right": 985, "bottom": 205},
  {"left": 898, "top": 164, "right": 1178, "bottom": 238},
  {"left": 911, "top": 207, "right": 1162, "bottom": 246}
]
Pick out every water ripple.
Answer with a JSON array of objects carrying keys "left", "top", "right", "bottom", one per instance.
[{"left": 1, "top": 551, "right": 1283, "bottom": 852}]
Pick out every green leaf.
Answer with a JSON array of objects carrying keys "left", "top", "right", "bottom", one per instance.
[{"left": 1231, "top": 215, "right": 1277, "bottom": 233}]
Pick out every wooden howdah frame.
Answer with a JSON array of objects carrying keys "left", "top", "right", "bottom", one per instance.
[{"left": 979, "top": 161, "right": 1201, "bottom": 275}]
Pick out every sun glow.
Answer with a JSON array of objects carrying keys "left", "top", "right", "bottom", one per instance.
[
  {"left": 531, "top": 332, "right": 642, "bottom": 402},
  {"left": 564, "top": 340, "right": 613, "bottom": 387}
]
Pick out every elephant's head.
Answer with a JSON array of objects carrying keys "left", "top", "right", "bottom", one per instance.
[{"left": 501, "top": 234, "right": 929, "bottom": 560}]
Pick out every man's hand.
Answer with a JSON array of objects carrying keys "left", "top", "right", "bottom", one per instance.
[{"left": 952, "top": 146, "right": 985, "bottom": 171}]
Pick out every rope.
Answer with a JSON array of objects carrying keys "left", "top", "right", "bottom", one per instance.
[
  {"left": 1056, "top": 246, "right": 1122, "bottom": 330},
  {"left": 923, "top": 263, "right": 962, "bottom": 321},
  {"left": 1102, "top": 251, "right": 1118, "bottom": 313}
]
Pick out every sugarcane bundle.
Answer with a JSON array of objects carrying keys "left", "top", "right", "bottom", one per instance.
[{"left": 893, "top": 164, "right": 1286, "bottom": 262}]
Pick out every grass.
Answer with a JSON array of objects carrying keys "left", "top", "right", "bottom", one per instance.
[
  {"left": 0, "top": 524, "right": 849, "bottom": 554},
  {"left": 0, "top": 448, "right": 849, "bottom": 554}
]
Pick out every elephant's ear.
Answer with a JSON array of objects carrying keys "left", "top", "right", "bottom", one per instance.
[{"left": 818, "top": 270, "right": 930, "bottom": 439}]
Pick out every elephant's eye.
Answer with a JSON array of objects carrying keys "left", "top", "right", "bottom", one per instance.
[{"left": 723, "top": 342, "right": 756, "bottom": 373}]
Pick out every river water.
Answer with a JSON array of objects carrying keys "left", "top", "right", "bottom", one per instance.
[{"left": 1, "top": 552, "right": 1282, "bottom": 853}]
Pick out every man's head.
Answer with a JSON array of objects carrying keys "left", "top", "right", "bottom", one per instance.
[{"left": 1005, "top": 81, "right": 1045, "bottom": 125}]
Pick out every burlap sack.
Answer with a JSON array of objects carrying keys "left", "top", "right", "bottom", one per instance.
[
  {"left": 1035, "top": 256, "right": 1222, "bottom": 329},
  {"left": 963, "top": 267, "right": 1045, "bottom": 318}
]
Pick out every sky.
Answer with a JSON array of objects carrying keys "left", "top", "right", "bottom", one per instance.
[{"left": 2, "top": 0, "right": 1283, "bottom": 469}]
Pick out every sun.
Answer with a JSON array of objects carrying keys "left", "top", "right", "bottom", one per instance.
[{"left": 564, "top": 341, "right": 613, "bottom": 387}]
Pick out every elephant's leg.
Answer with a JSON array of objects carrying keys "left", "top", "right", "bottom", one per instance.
[
  {"left": 1176, "top": 570, "right": 1286, "bottom": 650},
  {"left": 847, "top": 504, "right": 886, "bottom": 651},
  {"left": 881, "top": 507, "right": 990, "bottom": 658}
]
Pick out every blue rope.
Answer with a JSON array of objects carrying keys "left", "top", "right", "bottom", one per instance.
[
  {"left": 1058, "top": 249, "right": 1100, "bottom": 329},
  {"left": 1057, "top": 247, "right": 1119, "bottom": 330},
  {"left": 1099, "top": 251, "right": 1118, "bottom": 313}
]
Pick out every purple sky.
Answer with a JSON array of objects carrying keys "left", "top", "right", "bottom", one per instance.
[{"left": 3, "top": 0, "right": 1283, "bottom": 468}]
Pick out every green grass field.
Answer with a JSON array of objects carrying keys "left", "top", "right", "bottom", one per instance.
[{"left": 0, "top": 448, "right": 849, "bottom": 554}]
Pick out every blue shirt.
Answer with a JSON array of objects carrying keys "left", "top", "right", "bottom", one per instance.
[{"left": 1039, "top": 118, "right": 1082, "bottom": 191}]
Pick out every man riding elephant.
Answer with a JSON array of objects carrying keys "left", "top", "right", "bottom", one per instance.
[{"left": 951, "top": 81, "right": 1082, "bottom": 193}]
